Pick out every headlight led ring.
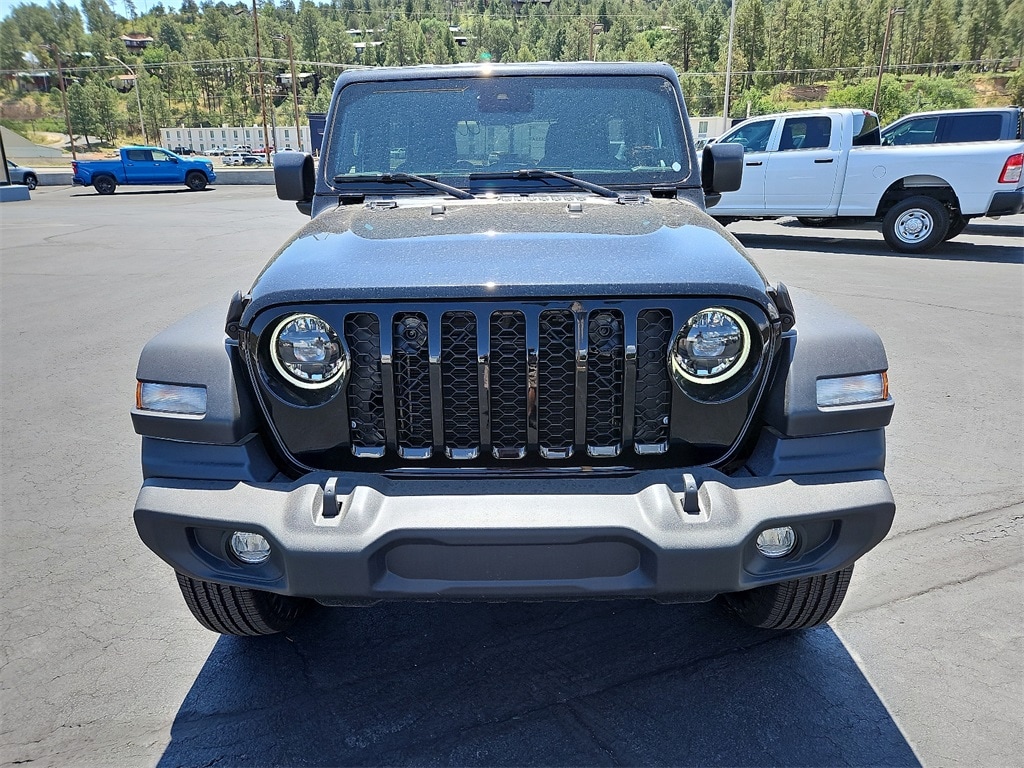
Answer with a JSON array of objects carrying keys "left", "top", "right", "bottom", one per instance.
[
  {"left": 269, "top": 313, "right": 348, "bottom": 389},
  {"left": 670, "top": 307, "right": 752, "bottom": 386}
]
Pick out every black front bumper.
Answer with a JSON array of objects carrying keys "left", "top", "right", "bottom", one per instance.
[{"left": 134, "top": 467, "right": 895, "bottom": 603}]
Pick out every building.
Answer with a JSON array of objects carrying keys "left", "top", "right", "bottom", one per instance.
[
  {"left": 120, "top": 33, "right": 154, "bottom": 50},
  {"left": 159, "top": 124, "right": 314, "bottom": 153}
]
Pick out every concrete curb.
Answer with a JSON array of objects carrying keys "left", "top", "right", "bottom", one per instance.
[{"left": 35, "top": 168, "right": 276, "bottom": 187}]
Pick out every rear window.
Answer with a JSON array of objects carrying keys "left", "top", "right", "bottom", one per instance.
[
  {"left": 851, "top": 112, "right": 881, "bottom": 146},
  {"left": 945, "top": 114, "right": 1003, "bottom": 142}
]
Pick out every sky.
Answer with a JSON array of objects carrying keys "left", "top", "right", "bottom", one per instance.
[{"left": 1, "top": 0, "right": 174, "bottom": 22}]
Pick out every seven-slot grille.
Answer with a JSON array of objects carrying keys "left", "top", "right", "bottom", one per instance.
[{"left": 340, "top": 304, "right": 675, "bottom": 460}]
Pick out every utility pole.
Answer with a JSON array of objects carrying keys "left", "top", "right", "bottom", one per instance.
[
  {"left": 250, "top": 0, "right": 272, "bottom": 161},
  {"left": 47, "top": 45, "right": 77, "bottom": 161},
  {"left": 873, "top": 7, "right": 905, "bottom": 115},
  {"left": 723, "top": 0, "right": 737, "bottom": 121}
]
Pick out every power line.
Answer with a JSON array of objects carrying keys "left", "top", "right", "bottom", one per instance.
[{"left": 3, "top": 56, "right": 1015, "bottom": 78}]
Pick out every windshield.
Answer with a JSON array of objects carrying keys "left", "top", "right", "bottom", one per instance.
[{"left": 325, "top": 75, "right": 691, "bottom": 191}]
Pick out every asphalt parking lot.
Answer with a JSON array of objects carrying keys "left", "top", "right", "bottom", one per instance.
[{"left": 1, "top": 185, "right": 1021, "bottom": 767}]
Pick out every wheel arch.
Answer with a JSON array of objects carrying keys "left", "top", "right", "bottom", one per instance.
[{"left": 875, "top": 175, "right": 961, "bottom": 219}]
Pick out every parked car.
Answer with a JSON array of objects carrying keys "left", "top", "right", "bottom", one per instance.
[
  {"left": 223, "top": 152, "right": 265, "bottom": 166},
  {"left": 132, "top": 62, "right": 897, "bottom": 639},
  {"left": 172, "top": 146, "right": 196, "bottom": 156},
  {"left": 72, "top": 146, "right": 216, "bottom": 194},
  {"left": 206, "top": 148, "right": 224, "bottom": 156},
  {"left": 881, "top": 107, "right": 1024, "bottom": 146},
  {"left": 6, "top": 160, "right": 37, "bottom": 190},
  {"left": 711, "top": 107, "right": 1024, "bottom": 250}
]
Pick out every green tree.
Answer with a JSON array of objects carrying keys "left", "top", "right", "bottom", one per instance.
[{"left": 66, "top": 81, "right": 97, "bottom": 150}]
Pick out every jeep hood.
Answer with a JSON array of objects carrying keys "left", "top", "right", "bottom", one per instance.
[{"left": 245, "top": 198, "right": 771, "bottom": 317}]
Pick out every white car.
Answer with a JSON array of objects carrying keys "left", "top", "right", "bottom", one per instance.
[{"left": 223, "top": 152, "right": 265, "bottom": 167}]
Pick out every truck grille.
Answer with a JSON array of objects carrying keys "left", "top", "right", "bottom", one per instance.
[{"left": 340, "top": 302, "right": 675, "bottom": 461}]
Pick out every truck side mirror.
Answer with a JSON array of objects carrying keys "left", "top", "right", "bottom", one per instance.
[
  {"left": 274, "top": 152, "right": 315, "bottom": 215},
  {"left": 701, "top": 142, "right": 743, "bottom": 208}
]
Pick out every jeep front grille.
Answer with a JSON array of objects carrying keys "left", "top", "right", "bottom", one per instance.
[{"left": 338, "top": 302, "right": 675, "bottom": 461}]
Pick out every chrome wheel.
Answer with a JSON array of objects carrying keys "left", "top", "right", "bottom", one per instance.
[{"left": 892, "top": 207, "right": 935, "bottom": 245}]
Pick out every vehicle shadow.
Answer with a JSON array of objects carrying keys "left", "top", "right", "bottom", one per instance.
[
  {"left": 156, "top": 600, "right": 919, "bottom": 767},
  {"left": 734, "top": 226, "right": 1023, "bottom": 264},
  {"left": 70, "top": 188, "right": 214, "bottom": 197}
]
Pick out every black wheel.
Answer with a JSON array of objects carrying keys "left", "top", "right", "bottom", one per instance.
[
  {"left": 796, "top": 216, "right": 834, "bottom": 227},
  {"left": 23, "top": 174, "right": 38, "bottom": 190},
  {"left": 185, "top": 171, "right": 208, "bottom": 191},
  {"left": 93, "top": 175, "right": 117, "bottom": 195},
  {"left": 882, "top": 196, "right": 950, "bottom": 253},
  {"left": 175, "top": 572, "right": 311, "bottom": 636},
  {"left": 944, "top": 214, "right": 969, "bottom": 241},
  {"left": 722, "top": 565, "right": 854, "bottom": 630}
]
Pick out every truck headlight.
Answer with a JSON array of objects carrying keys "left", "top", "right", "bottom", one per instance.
[
  {"left": 270, "top": 313, "right": 348, "bottom": 389},
  {"left": 670, "top": 307, "right": 751, "bottom": 385}
]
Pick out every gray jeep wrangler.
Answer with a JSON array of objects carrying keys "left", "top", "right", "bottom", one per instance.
[{"left": 132, "top": 62, "right": 895, "bottom": 636}]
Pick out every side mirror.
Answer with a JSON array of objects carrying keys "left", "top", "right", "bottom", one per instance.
[
  {"left": 274, "top": 152, "right": 315, "bottom": 214},
  {"left": 701, "top": 142, "right": 743, "bottom": 208}
]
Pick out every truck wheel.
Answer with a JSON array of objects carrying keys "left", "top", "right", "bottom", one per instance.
[
  {"left": 185, "top": 172, "right": 208, "bottom": 191},
  {"left": 24, "top": 174, "right": 38, "bottom": 190},
  {"left": 93, "top": 176, "right": 117, "bottom": 195},
  {"left": 722, "top": 565, "right": 854, "bottom": 630},
  {"left": 882, "top": 196, "right": 949, "bottom": 253},
  {"left": 175, "top": 572, "right": 311, "bottom": 636},
  {"left": 944, "top": 214, "right": 969, "bottom": 241}
]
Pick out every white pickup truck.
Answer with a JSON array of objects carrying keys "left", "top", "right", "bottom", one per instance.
[{"left": 711, "top": 108, "right": 1024, "bottom": 252}]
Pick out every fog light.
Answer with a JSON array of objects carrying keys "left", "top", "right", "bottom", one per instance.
[
  {"left": 756, "top": 526, "right": 796, "bottom": 558},
  {"left": 230, "top": 531, "right": 271, "bottom": 564}
]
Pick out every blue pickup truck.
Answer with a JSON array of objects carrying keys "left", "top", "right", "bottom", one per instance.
[{"left": 72, "top": 146, "right": 216, "bottom": 195}]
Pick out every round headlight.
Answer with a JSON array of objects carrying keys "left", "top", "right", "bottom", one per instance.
[
  {"left": 270, "top": 313, "right": 348, "bottom": 389},
  {"left": 670, "top": 307, "right": 751, "bottom": 385}
]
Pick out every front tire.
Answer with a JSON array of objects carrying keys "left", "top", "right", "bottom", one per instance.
[
  {"left": 882, "top": 196, "right": 949, "bottom": 253},
  {"left": 176, "top": 572, "right": 311, "bottom": 636},
  {"left": 722, "top": 565, "right": 854, "bottom": 630},
  {"left": 185, "top": 171, "right": 208, "bottom": 191},
  {"left": 23, "top": 174, "right": 38, "bottom": 190},
  {"left": 93, "top": 175, "right": 117, "bottom": 195}
]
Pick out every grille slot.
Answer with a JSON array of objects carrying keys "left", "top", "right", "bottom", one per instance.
[
  {"left": 392, "top": 312, "right": 432, "bottom": 458},
  {"left": 586, "top": 310, "right": 625, "bottom": 457},
  {"left": 339, "top": 303, "right": 674, "bottom": 462},
  {"left": 634, "top": 309, "right": 673, "bottom": 451},
  {"left": 538, "top": 310, "right": 576, "bottom": 458},
  {"left": 489, "top": 311, "right": 528, "bottom": 459},
  {"left": 441, "top": 311, "right": 481, "bottom": 459},
  {"left": 345, "top": 313, "right": 386, "bottom": 457}
]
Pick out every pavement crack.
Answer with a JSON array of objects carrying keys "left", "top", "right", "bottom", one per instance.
[{"left": 886, "top": 501, "right": 1024, "bottom": 541}]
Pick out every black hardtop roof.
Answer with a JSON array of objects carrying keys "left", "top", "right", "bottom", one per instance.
[{"left": 333, "top": 61, "right": 680, "bottom": 87}]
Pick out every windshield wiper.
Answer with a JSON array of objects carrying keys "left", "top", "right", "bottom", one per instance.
[
  {"left": 471, "top": 168, "right": 619, "bottom": 199},
  {"left": 332, "top": 172, "right": 475, "bottom": 200}
]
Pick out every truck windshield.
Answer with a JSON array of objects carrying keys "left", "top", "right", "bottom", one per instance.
[{"left": 326, "top": 75, "right": 691, "bottom": 190}]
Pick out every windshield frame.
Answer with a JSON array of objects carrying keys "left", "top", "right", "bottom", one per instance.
[{"left": 320, "top": 73, "right": 696, "bottom": 196}]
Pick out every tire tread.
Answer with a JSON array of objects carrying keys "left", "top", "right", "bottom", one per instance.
[
  {"left": 175, "top": 572, "right": 309, "bottom": 636},
  {"left": 723, "top": 565, "right": 854, "bottom": 631}
]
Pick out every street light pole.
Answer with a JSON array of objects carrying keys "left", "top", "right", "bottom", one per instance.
[
  {"left": 108, "top": 54, "right": 147, "bottom": 144},
  {"left": 872, "top": 7, "right": 905, "bottom": 115},
  {"left": 589, "top": 23, "right": 604, "bottom": 61},
  {"left": 723, "top": 0, "right": 737, "bottom": 120},
  {"left": 46, "top": 45, "right": 77, "bottom": 161},
  {"left": 284, "top": 35, "right": 302, "bottom": 151}
]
